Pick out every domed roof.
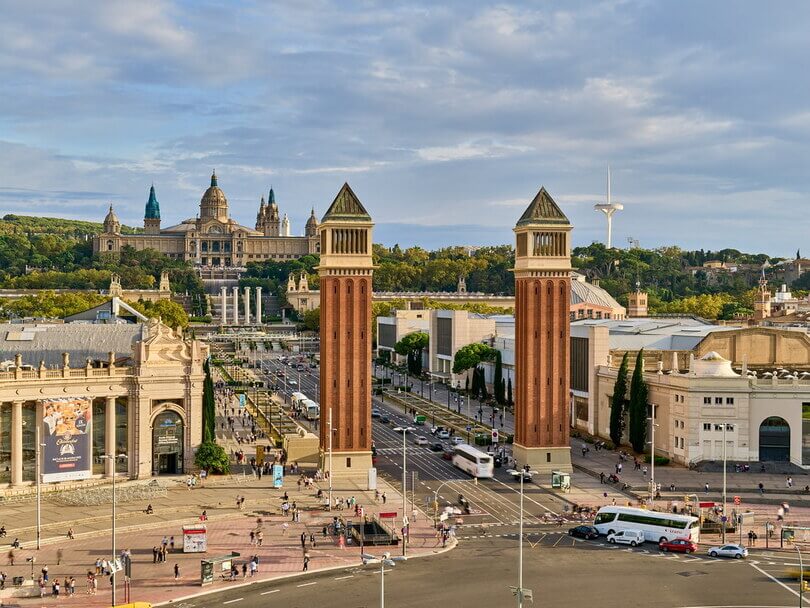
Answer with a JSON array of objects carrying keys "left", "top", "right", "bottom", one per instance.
[
  {"left": 104, "top": 204, "right": 120, "bottom": 225},
  {"left": 693, "top": 351, "right": 739, "bottom": 378},
  {"left": 200, "top": 171, "right": 228, "bottom": 208},
  {"left": 306, "top": 208, "right": 318, "bottom": 227}
]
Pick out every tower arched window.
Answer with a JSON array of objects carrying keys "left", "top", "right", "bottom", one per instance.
[{"left": 107, "top": 240, "right": 114, "bottom": 251}]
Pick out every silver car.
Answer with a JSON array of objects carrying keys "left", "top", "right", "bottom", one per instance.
[{"left": 707, "top": 544, "right": 748, "bottom": 559}]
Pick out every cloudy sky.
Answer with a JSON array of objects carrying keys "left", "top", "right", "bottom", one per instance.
[{"left": 1, "top": 1, "right": 809, "bottom": 253}]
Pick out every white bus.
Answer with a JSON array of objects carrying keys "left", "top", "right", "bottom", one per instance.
[
  {"left": 452, "top": 444, "right": 494, "bottom": 479},
  {"left": 592, "top": 506, "right": 700, "bottom": 544},
  {"left": 303, "top": 399, "right": 320, "bottom": 421},
  {"left": 291, "top": 392, "right": 307, "bottom": 408}
]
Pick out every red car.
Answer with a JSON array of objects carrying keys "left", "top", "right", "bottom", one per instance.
[{"left": 659, "top": 538, "right": 698, "bottom": 553}]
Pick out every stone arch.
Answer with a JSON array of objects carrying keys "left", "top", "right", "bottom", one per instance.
[
  {"left": 150, "top": 404, "right": 186, "bottom": 475},
  {"left": 759, "top": 416, "right": 790, "bottom": 462}
]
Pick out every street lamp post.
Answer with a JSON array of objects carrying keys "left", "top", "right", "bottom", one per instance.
[
  {"left": 402, "top": 429, "right": 407, "bottom": 557},
  {"left": 510, "top": 468, "right": 536, "bottom": 607},
  {"left": 361, "top": 551, "right": 406, "bottom": 608},
  {"left": 431, "top": 479, "right": 454, "bottom": 527},
  {"left": 796, "top": 544, "right": 804, "bottom": 606},
  {"left": 722, "top": 422, "right": 729, "bottom": 543},
  {"left": 102, "top": 453, "right": 123, "bottom": 607},
  {"left": 647, "top": 410, "right": 659, "bottom": 505}
]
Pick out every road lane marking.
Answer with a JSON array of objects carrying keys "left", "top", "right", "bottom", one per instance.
[
  {"left": 334, "top": 575, "right": 354, "bottom": 580},
  {"left": 260, "top": 590, "right": 280, "bottom": 595},
  {"left": 749, "top": 562, "right": 808, "bottom": 603},
  {"left": 223, "top": 599, "right": 244, "bottom": 605},
  {"left": 553, "top": 535, "right": 566, "bottom": 547},
  {"left": 297, "top": 582, "right": 317, "bottom": 587}
]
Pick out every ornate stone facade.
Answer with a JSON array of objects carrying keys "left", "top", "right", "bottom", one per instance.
[{"left": 93, "top": 172, "right": 319, "bottom": 266}]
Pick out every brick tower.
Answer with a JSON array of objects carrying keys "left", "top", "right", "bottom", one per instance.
[
  {"left": 513, "top": 187, "right": 573, "bottom": 473},
  {"left": 318, "top": 183, "right": 374, "bottom": 481}
]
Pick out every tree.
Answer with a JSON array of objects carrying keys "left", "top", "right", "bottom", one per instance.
[
  {"left": 628, "top": 350, "right": 648, "bottom": 453},
  {"left": 493, "top": 350, "right": 505, "bottom": 404},
  {"left": 194, "top": 441, "right": 230, "bottom": 474},
  {"left": 202, "top": 359, "right": 216, "bottom": 443},
  {"left": 127, "top": 299, "right": 189, "bottom": 330},
  {"left": 452, "top": 342, "right": 497, "bottom": 374},
  {"left": 394, "top": 331, "right": 429, "bottom": 376},
  {"left": 609, "top": 352, "right": 629, "bottom": 446},
  {"left": 302, "top": 307, "right": 320, "bottom": 332},
  {"left": 506, "top": 376, "right": 513, "bottom": 406},
  {"left": 477, "top": 366, "right": 489, "bottom": 401}
]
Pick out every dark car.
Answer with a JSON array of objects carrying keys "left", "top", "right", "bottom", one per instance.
[
  {"left": 380, "top": 416, "right": 390, "bottom": 424},
  {"left": 430, "top": 443, "right": 444, "bottom": 452},
  {"left": 568, "top": 525, "right": 599, "bottom": 540},
  {"left": 442, "top": 448, "right": 454, "bottom": 460}
]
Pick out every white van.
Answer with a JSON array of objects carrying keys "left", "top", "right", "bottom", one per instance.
[{"left": 606, "top": 529, "right": 645, "bottom": 547}]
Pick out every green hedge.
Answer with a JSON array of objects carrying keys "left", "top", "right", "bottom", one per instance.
[{"left": 643, "top": 454, "right": 670, "bottom": 465}]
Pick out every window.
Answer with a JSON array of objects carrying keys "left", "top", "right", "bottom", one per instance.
[
  {"left": 703, "top": 423, "right": 711, "bottom": 431},
  {"left": 715, "top": 397, "right": 723, "bottom": 404},
  {"left": 617, "top": 513, "right": 687, "bottom": 529},
  {"left": 704, "top": 397, "right": 711, "bottom": 404},
  {"left": 594, "top": 512, "right": 616, "bottom": 525},
  {"left": 714, "top": 424, "right": 724, "bottom": 431},
  {"left": 726, "top": 397, "right": 734, "bottom": 405}
]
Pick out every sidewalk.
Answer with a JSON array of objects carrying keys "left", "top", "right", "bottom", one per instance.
[{"left": 0, "top": 472, "right": 448, "bottom": 606}]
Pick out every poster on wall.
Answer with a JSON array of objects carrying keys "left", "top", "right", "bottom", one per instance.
[
  {"left": 273, "top": 464, "right": 284, "bottom": 488},
  {"left": 40, "top": 397, "right": 92, "bottom": 483}
]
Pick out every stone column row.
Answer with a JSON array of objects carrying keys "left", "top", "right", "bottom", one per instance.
[{"left": 218, "top": 286, "right": 264, "bottom": 326}]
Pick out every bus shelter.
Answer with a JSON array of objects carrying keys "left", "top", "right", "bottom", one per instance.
[
  {"left": 551, "top": 471, "right": 570, "bottom": 491},
  {"left": 200, "top": 552, "right": 240, "bottom": 586}
]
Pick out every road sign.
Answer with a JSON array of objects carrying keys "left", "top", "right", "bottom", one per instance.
[
  {"left": 733, "top": 495, "right": 741, "bottom": 505},
  {"left": 698, "top": 501, "right": 715, "bottom": 508},
  {"left": 466, "top": 425, "right": 472, "bottom": 431},
  {"left": 491, "top": 429, "right": 499, "bottom": 443},
  {"left": 379, "top": 511, "right": 397, "bottom": 519}
]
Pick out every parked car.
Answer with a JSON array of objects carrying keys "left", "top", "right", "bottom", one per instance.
[
  {"left": 659, "top": 538, "right": 698, "bottom": 553},
  {"left": 607, "top": 530, "right": 645, "bottom": 547},
  {"left": 568, "top": 525, "right": 599, "bottom": 540},
  {"left": 436, "top": 430, "right": 451, "bottom": 439},
  {"left": 430, "top": 443, "right": 444, "bottom": 452},
  {"left": 414, "top": 436, "right": 429, "bottom": 446},
  {"left": 707, "top": 544, "right": 748, "bottom": 559}
]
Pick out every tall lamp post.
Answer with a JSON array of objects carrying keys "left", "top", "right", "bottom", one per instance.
[
  {"left": 361, "top": 551, "right": 406, "bottom": 608},
  {"left": 647, "top": 410, "right": 659, "bottom": 505},
  {"left": 102, "top": 453, "right": 124, "bottom": 607},
  {"left": 509, "top": 467, "right": 537, "bottom": 607},
  {"left": 720, "top": 422, "right": 731, "bottom": 543},
  {"left": 402, "top": 428, "right": 408, "bottom": 557},
  {"left": 328, "top": 407, "right": 333, "bottom": 511},
  {"left": 796, "top": 544, "right": 804, "bottom": 606}
]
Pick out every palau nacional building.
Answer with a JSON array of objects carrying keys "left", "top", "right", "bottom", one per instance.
[{"left": 93, "top": 171, "right": 320, "bottom": 265}]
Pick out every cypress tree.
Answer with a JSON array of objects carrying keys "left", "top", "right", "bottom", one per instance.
[
  {"left": 506, "top": 377, "right": 513, "bottom": 406},
  {"left": 479, "top": 366, "right": 489, "bottom": 401},
  {"left": 494, "top": 350, "right": 505, "bottom": 404},
  {"left": 628, "top": 350, "right": 648, "bottom": 453},
  {"left": 609, "top": 352, "right": 629, "bottom": 446}
]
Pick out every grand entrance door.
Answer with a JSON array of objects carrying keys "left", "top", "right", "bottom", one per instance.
[
  {"left": 153, "top": 411, "right": 184, "bottom": 475},
  {"left": 759, "top": 416, "right": 790, "bottom": 461}
]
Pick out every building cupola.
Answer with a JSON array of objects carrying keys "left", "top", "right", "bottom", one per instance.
[
  {"left": 144, "top": 184, "right": 161, "bottom": 234},
  {"left": 103, "top": 204, "right": 121, "bottom": 234}
]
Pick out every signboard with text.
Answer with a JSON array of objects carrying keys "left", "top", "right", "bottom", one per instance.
[
  {"left": 273, "top": 464, "right": 284, "bottom": 488},
  {"left": 40, "top": 397, "right": 92, "bottom": 483}
]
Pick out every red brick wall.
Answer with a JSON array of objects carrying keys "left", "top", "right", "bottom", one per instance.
[
  {"left": 514, "top": 276, "right": 571, "bottom": 448},
  {"left": 319, "top": 274, "right": 372, "bottom": 452}
]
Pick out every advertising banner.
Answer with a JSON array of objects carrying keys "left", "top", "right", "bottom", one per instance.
[
  {"left": 273, "top": 464, "right": 284, "bottom": 488},
  {"left": 41, "top": 397, "right": 92, "bottom": 483}
]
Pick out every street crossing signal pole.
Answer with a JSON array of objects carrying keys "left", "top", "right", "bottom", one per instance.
[{"left": 402, "top": 428, "right": 407, "bottom": 557}]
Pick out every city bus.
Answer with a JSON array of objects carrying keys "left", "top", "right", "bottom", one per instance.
[
  {"left": 592, "top": 506, "right": 700, "bottom": 544},
  {"left": 452, "top": 444, "right": 494, "bottom": 479},
  {"left": 303, "top": 399, "right": 320, "bottom": 421}
]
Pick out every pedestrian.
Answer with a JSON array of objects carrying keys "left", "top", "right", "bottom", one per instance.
[
  {"left": 747, "top": 530, "right": 754, "bottom": 546},
  {"left": 6, "top": 549, "right": 13, "bottom": 566},
  {"left": 67, "top": 527, "right": 75, "bottom": 539},
  {"left": 69, "top": 576, "right": 76, "bottom": 596},
  {"left": 382, "top": 492, "right": 387, "bottom": 505},
  {"left": 42, "top": 564, "right": 49, "bottom": 582},
  {"left": 57, "top": 548, "right": 63, "bottom": 565},
  {"left": 0, "top": 571, "right": 5, "bottom": 591},
  {"left": 241, "top": 562, "right": 248, "bottom": 578},
  {"left": 787, "top": 476, "right": 794, "bottom": 488},
  {"left": 618, "top": 463, "right": 623, "bottom": 474},
  {"left": 752, "top": 531, "right": 758, "bottom": 546},
  {"left": 704, "top": 482, "right": 710, "bottom": 494},
  {"left": 152, "top": 546, "right": 158, "bottom": 564},
  {"left": 174, "top": 563, "right": 180, "bottom": 580},
  {"left": 257, "top": 531, "right": 263, "bottom": 547},
  {"left": 301, "top": 532, "right": 307, "bottom": 549},
  {"left": 249, "top": 530, "right": 255, "bottom": 545},
  {"left": 303, "top": 552, "right": 310, "bottom": 571},
  {"left": 170, "top": 535, "right": 175, "bottom": 551},
  {"left": 53, "top": 579, "right": 60, "bottom": 597},
  {"left": 758, "top": 482, "right": 765, "bottom": 495},
  {"left": 310, "top": 533, "right": 316, "bottom": 548},
  {"left": 670, "top": 483, "right": 675, "bottom": 492}
]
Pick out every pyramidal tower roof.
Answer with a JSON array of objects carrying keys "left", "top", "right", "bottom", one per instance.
[
  {"left": 145, "top": 184, "right": 160, "bottom": 219},
  {"left": 516, "top": 187, "right": 570, "bottom": 227},
  {"left": 321, "top": 182, "right": 371, "bottom": 223}
]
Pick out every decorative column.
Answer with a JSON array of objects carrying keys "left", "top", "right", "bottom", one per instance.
[
  {"left": 318, "top": 183, "right": 374, "bottom": 481},
  {"left": 105, "top": 397, "right": 116, "bottom": 478},
  {"left": 512, "top": 187, "right": 573, "bottom": 473},
  {"left": 232, "top": 286, "right": 240, "bottom": 325},
  {"left": 243, "top": 287, "right": 251, "bottom": 325},
  {"left": 11, "top": 400, "right": 23, "bottom": 486},
  {"left": 220, "top": 286, "right": 228, "bottom": 325},
  {"left": 255, "top": 286, "right": 262, "bottom": 324}
]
